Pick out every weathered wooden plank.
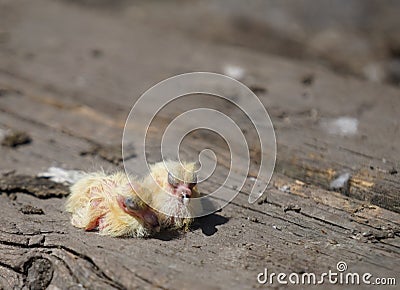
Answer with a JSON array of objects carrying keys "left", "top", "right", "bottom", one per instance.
[
  {"left": 1, "top": 2, "right": 399, "bottom": 210},
  {"left": 1, "top": 173, "right": 399, "bottom": 289},
  {"left": 0, "top": 105, "right": 116, "bottom": 175},
  {"left": 2, "top": 75, "right": 398, "bottom": 213}
]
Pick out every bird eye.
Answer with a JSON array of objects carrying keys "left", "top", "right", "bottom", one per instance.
[
  {"left": 125, "top": 197, "right": 140, "bottom": 211},
  {"left": 168, "top": 172, "right": 179, "bottom": 187}
]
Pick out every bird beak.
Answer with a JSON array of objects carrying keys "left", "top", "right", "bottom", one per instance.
[{"left": 175, "top": 184, "right": 193, "bottom": 199}]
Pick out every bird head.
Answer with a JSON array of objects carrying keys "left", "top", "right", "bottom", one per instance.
[
  {"left": 116, "top": 193, "right": 160, "bottom": 232},
  {"left": 164, "top": 161, "right": 199, "bottom": 203},
  {"left": 145, "top": 161, "right": 200, "bottom": 228}
]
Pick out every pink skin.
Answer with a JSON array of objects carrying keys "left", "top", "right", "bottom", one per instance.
[
  {"left": 116, "top": 195, "right": 160, "bottom": 230},
  {"left": 85, "top": 197, "right": 106, "bottom": 231},
  {"left": 83, "top": 182, "right": 161, "bottom": 232},
  {"left": 85, "top": 214, "right": 105, "bottom": 231},
  {"left": 170, "top": 183, "right": 193, "bottom": 201}
]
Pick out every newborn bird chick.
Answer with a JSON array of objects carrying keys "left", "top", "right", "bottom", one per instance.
[
  {"left": 142, "top": 161, "right": 201, "bottom": 230},
  {"left": 66, "top": 172, "right": 160, "bottom": 237}
]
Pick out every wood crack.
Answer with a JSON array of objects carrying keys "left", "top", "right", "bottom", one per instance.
[
  {"left": 0, "top": 239, "right": 126, "bottom": 290},
  {"left": 0, "top": 174, "right": 69, "bottom": 199}
]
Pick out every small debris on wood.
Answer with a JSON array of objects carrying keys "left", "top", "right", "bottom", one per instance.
[
  {"left": 20, "top": 205, "right": 44, "bottom": 215},
  {"left": 351, "top": 232, "right": 366, "bottom": 242},
  {"left": 320, "top": 117, "right": 359, "bottom": 136},
  {"left": 38, "top": 167, "right": 85, "bottom": 184},
  {"left": 278, "top": 185, "right": 291, "bottom": 193},
  {"left": 257, "top": 196, "right": 268, "bottom": 205},
  {"left": 248, "top": 85, "right": 267, "bottom": 94},
  {"left": 272, "top": 225, "right": 282, "bottom": 231},
  {"left": 283, "top": 204, "right": 301, "bottom": 213},
  {"left": 8, "top": 193, "right": 17, "bottom": 200},
  {"left": 276, "top": 110, "right": 288, "bottom": 119},
  {"left": 389, "top": 168, "right": 398, "bottom": 175},
  {"left": 247, "top": 217, "right": 260, "bottom": 223},
  {"left": 223, "top": 64, "right": 245, "bottom": 80},
  {"left": 248, "top": 176, "right": 256, "bottom": 182},
  {"left": 352, "top": 204, "right": 376, "bottom": 214},
  {"left": 329, "top": 172, "right": 351, "bottom": 195},
  {"left": 352, "top": 229, "right": 395, "bottom": 243},
  {"left": 28, "top": 235, "right": 46, "bottom": 247},
  {"left": 80, "top": 143, "right": 136, "bottom": 165},
  {"left": 301, "top": 74, "right": 314, "bottom": 86},
  {"left": 0, "top": 174, "right": 69, "bottom": 198},
  {"left": 295, "top": 180, "right": 305, "bottom": 186},
  {"left": 1, "top": 130, "right": 32, "bottom": 148},
  {"left": 378, "top": 225, "right": 400, "bottom": 234}
]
